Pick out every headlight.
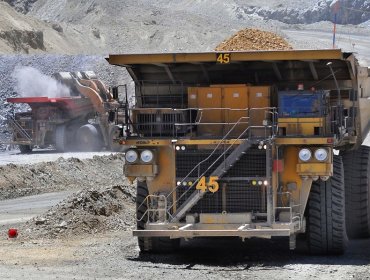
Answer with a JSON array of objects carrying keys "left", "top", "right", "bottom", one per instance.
[
  {"left": 140, "top": 149, "right": 154, "bottom": 163},
  {"left": 299, "top": 148, "right": 312, "bottom": 162},
  {"left": 125, "top": 149, "right": 138, "bottom": 163},
  {"left": 315, "top": 148, "right": 328, "bottom": 161}
]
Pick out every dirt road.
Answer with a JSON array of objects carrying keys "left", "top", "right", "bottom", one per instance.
[
  {"left": 0, "top": 231, "right": 369, "bottom": 279},
  {"left": 0, "top": 191, "right": 72, "bottom": 226}
]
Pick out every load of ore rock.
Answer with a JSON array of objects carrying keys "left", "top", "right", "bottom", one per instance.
[{"left": 215, "top": 28, "right": 292, "bottom": 51}]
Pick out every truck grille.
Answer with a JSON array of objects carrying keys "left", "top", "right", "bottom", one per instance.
[
  {"left": 136, "top": 112, "right": 186, "bottom": 136},
  {"left": 175, "top": 147, "right": 266, "bottom": 178},
  {"left": 176, "top": 181, "right": 267, "bottom": 214},
  {"left": 175, "top": 147, "right": 267, "bottom": 214}
]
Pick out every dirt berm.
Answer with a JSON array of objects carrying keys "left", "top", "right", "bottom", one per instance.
[
  {"left": 21, "top": 185, "right": 135, "bottom": 239},
  {"left": 0, "top": 154, "right": 128, "bottom": 200}
]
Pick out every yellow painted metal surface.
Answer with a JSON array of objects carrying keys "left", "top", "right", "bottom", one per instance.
[
  {"left": 194, "top": 87, "right": 223, "bottom": 136},
  {"left": 280, "top": 146, "right": 302, "bottom": 205},
  {"left": 278, "top": 117, "right": 324, "bottom": 135},
  {"left": 297, "top": 163, "right": 333, "bottom": 176},
  {"left": 249, "top": 86, "right": 270, "bottom": 137},
  {"left": 123, "top": 139, "right": 172, "bottom": 146},
  {"left": 223, "top": 86, "right": 249, "bottom": 136},
  {"left": 108, "top": 49, "right": 343, "bottom": 65},
  {"left": 187, "top": 87, "right": 198, "bottom": 108},
  {"left": 199, "top": 213, "right": 252, "bottom": 224},
  {"left": 275, "top": 137, "right": 333, "bottom": 145},
  {"left": 124, "top": 164, "right": 158, "bottom": 177},
  {"left": 146, "top": 146, "right": 176, "bottom": 194},
  {"left": 177, "top": 139, "right": 244, "bottom": 145}
]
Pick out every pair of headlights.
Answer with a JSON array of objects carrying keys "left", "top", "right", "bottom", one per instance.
[
  {"left": 298, "top": 148, "right": 328, "bottom": 162},
  {"left": 125, "top": 149, "right": 154, "bottom": 163}
]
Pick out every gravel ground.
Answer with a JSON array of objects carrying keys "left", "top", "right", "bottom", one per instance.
[{"left": 0, "top": 231, "right": 369, "bottom": 279}]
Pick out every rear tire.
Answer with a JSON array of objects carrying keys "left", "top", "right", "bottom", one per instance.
[
  {"left": 76, "top": 124, "right": 103, "bottom": 151},
  {"left": 55, "top": 125, "right": 67, "bottom": 152},
  {"left": 19, "top": 145, "right": 32, "bottom": 153},
  {"left": 341, "top": 145, "right": 370, "bottom": 238},
  {"left": 136, "top": 181, "right": 180, "bottom": 253},
  {"left": 307, "top": 155, "right": 347, "bottom": 255}
]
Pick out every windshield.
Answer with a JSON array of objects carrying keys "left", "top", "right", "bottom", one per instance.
[{"left": 278, "top": 91, "right": 324, "bottom": 118}]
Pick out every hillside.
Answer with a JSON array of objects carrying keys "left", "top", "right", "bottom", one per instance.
[
  {"left": 1, "top": 0, "right": 370, "bottom": 54},
  {"left": 2, "top": 0, "right": 370, "bottom": 150}
]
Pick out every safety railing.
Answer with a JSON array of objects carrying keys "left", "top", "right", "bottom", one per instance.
[
  {"left": 7, "top": 116, "right": 32, "bottom": 141},
  {"left": 125, "top": 107, "right": 278, "bottom": 139},
  {"left": 276, "top": 191, "right": 302, "bottom": 231},
  {"left": 164, "top": 108, "right": 278, "bottom": 221}
]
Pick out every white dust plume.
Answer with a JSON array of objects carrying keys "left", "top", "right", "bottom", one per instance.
[{"left": 12, "top": 67, "right": 71, "bottom": 98}]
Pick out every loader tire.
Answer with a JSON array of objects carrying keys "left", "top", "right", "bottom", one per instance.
[
  {"left": 341, "top": 145, "right": 370, "bottom": 238},
  {"left": 19, "top": 145, "right": 32, "bottom": 154},
  {"left": 55, "top": 125, "right": 67, "bottom": 152},
  {"left": 136, "top": 181, "right": 180, "bottom": 253},
  {"left": 307, "top": 155, "right": 347, "bottom": 255},
  {"left": 76, "top": 124, "right": 102, "bottom": 151}
]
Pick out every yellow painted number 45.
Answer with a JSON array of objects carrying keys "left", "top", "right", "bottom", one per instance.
[
  {"left": 216, "top": 53, "right": 230, "bottom": 64},
  {"left": 196, "top": 176, "right": 219, "bottom": 193}
]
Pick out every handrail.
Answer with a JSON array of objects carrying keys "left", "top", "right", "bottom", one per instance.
[
  {"left": 7, "top": 116, "right": 32, "bottom": 141},
  {"left": 166, "top": 117, "right": 251, "bottom": 212},
  {"left": 166, "top": 108, "right": 277, "bottom": 214}
]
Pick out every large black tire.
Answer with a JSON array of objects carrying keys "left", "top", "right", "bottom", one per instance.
[
  {"left": 55, "top": 125, "right": 67, "bottom": 152},
  {"left": 76, "top": 124, "right": 103, "bottom": 152},
  {"left": 342, "top": 145, "right": 370, "bottom": 238},
  {"left": 307, "top": 155, "right": 348, "bottom": 255},
  {"left": 136, "top": 181, "right": 180, "bottom": 253},
  {"left": 19, "top": 145, "right": 32, "bottom": 154}
]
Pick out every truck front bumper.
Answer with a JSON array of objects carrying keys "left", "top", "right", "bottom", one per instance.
[{"left": 133, "top": 222, "right": 296, "bottom": 239}]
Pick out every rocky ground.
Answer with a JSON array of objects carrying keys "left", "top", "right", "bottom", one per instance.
[
  {"left": 0, "top": 154, "right": 126, "bottom": 200},
  {"left": 22, "top": 185, "right": 135, "bottom": 239}
]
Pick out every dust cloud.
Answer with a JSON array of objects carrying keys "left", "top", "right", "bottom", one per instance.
[{"left": 12, "top": 67, "right": 71, "bottom": 98}]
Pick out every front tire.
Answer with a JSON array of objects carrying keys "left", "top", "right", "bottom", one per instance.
[
  {"left": 307, "top": 155, "right": 347, "bottom": 255},
  {"left": 342, "top": 145, "right": 370, "bottom": 238},
  {"left": 136, "top": 181, "right": 180, "bottom": 253},
  {"left": 76, "top": 124, "right": 103, "bottom": 151},
  {"left": 19, "top": 145, "right": 32, "bottom": 153}
]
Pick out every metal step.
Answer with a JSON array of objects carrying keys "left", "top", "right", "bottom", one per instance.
[{"left": 171, "top": 139, "right": 252, "bottom": 222}]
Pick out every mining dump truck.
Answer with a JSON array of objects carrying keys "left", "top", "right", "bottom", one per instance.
[
  {"left": 107, "top": 49, "right": 370, "bottom": 254},
  {"left": 7, "top": 71, "right": 125, "bottom": 153}
]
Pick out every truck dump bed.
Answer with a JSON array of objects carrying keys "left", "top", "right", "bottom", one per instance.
[{"left": 7, "top": 96, "right": 95, "bottom": 119}]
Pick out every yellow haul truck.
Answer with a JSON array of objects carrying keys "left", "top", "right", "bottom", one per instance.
[{"left": 107, "top": 50, "right": 370, "bottom": 254}]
